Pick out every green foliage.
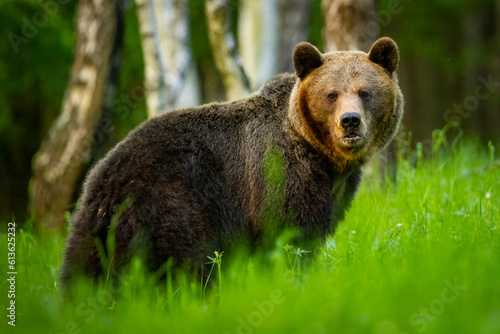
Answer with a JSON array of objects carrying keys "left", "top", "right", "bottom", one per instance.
[
  {"left": 205, "top": 251, "right": 224, "bottom": 302},
  {"left": 0, "top": 0, "right": 77, "bottom": 221},
  {"left": 379, "top": 0, "right": 499, "bottom": 73},
  {"left": 280, "top": 243, "right": 311, "bottom": 276},
  {"left": 1, "top": 137, "right": 499, "bottom": 333}
]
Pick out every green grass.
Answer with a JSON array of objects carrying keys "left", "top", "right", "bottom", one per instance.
[{"left": 1, "top": 138, "right": 499, "bottom": 334}]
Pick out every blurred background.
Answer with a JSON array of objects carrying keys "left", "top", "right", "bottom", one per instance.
[{"left": 0, "top": 0, "right": 498, "bottom": 229}]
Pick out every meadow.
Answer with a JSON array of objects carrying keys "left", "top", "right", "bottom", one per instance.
[{"left": 1, "top": 136, "right": 499, "bottom": 334}]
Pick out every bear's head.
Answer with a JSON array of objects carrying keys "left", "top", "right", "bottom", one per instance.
[{"left": 289, "top": 37, "right": 404, "bottom": 171}]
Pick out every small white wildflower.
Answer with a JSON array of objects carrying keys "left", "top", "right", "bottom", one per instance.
[{"left": 485, "top": 191, "right": 491, "bottom": 199}]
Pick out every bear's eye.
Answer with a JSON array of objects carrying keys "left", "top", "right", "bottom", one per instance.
[
  {"left": 327, "top": 93, "right": 338, "bottom": 102},
  {"left": 358, "top": 90, "right": 371, "bottom": 101}
]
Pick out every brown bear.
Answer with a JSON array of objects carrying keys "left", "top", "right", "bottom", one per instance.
[{"left": 60, "top": 37, "right": 404, "bottom": 286}]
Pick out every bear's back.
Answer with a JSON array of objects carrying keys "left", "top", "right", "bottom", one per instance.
[{"left": 76, "top": 73, "right": 298, "bottom": 235}]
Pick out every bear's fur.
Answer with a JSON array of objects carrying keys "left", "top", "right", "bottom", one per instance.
[{"left": 61, "top": 37, "right": 404, "bottom": 286}]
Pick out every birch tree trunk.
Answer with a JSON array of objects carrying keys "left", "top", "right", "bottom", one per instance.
[
  {"left": 238, "top": 0, "right": 278, "bottom": 90},
  {"left": 154, "top": 0, "right": 201, "bottom": 111},
  {"left": 135, "top": 0, "right": 201, "bottom": 117},
  {"left": 238, "top": 0, "right": 312, "bottom": 88},
  {"left": 135, "top": 0, "right": 168, "bottom": 117},
  {"left": 29, "top": 0, "right": 125, "bottom": 233},
  {"left": 205, "top": 0, "right": 250, "bottom": 101}
]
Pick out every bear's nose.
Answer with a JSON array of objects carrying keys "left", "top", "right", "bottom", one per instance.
[{"left": 340, "top": 112, "right": 361, "bottom": 129}]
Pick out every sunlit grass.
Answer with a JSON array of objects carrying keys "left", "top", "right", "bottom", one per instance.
[{"left": 1, "top": 137, "right": 499, "bottom": 334}]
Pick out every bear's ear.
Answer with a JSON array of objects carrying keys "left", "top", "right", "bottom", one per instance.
[
  {"left": 368, "top": 37, "right": 399, "bottom": 74},
  {"left": 293, "top": 42, "right": 324, "bottom": 80}
]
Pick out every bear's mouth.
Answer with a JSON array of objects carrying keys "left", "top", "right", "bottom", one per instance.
[{"left": 341, "top": 133, "right": 364, "bottom": 147}]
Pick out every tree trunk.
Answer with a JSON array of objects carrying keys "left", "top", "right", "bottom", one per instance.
[
  {"left": 277, "top": 0, "right": 312, "bottom": 74},
  {"left": 322, "top": 0, "right": 376, "bottom": 52},
  {"left": 238, "top": 0, "right": 279, "bottom": 90},
  {"left": 135, "top": 0, "right": 168, "bottom": 117},
  {"left": 29, "top": 0, "right": 124, "bottom": 233},
  {"left": 155, "top": 0, "right": 201, "bottom": 110},
  {"left": 205, "top": 0, "right": 251, "bottom": 100},
  {"left": 135, "top": 0, "right": 201, "bottom": 117},
  {"left": 238, "top": 0, "right": 312, "bottom": 88}
]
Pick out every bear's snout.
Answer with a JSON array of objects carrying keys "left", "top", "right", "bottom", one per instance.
[
  {"left": 340, "top": 112, "right": 361, "bottom": 129},
  {"left": 333, "top": 95, "right": 368, "bottom": 149},
  {"left": 339, "top": 112, "right": 364, "bottom": 147}
]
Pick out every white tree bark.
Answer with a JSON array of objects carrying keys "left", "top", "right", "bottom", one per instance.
[
  {"left": 153, "top": 0, "right": 201, "bottom": 111},
  {"left": 135, "top": 0, "right": 168, "bottom": 117},
  {"left": 205, "top": 0, "right": 250, "bottom": 101},
  {"left": 29, "top": 0, "right": 123, "bottom": 232},
  {"left": 238, "top": 0, "right": 279, "bottom": 90},
  {"left": 135, "top": 0, "right": 200, "bottom": 117}
]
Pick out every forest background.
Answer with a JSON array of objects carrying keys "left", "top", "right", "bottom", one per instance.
[{"left": 0, "top": 0, "right": 499, "bottom": 228}]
